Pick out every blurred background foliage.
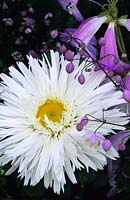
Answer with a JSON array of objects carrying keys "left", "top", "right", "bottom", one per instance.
[{"left": 0, "top": 0, "right": 130, "bottom": 199}]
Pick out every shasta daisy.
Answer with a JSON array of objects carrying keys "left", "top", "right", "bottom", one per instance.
[{"left": 0, "top": 51, "right": 128, "bottom": 193}]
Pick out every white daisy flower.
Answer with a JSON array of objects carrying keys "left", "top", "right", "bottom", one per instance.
[{"left": 0, "top": 51, "right": 128, "bottom": 194}]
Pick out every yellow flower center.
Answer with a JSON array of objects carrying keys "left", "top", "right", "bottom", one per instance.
[{"left": 36, "top": 99, "right": 66, "bottom": 127}]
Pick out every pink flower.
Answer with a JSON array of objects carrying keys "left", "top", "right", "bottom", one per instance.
[{"left": 99, "top": 22, "right": 119, "bottom": 70}]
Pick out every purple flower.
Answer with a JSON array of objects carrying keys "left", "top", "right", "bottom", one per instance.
[
  {"left": 60, "top": 27, "right": 97, "bottom": 58},
  {"left": 110, "top": 131, "right": 130, "bottom": 151},
  {"left": 99, "top": 22, "right": 119, "bottom": 71},
  {"left": 98, "top": 22, "right": 130, "bottom": 72},
  {"left": 2, "top": 18, "right": 14, "bottom": 26},
  {"left": 24, "top": 17, "right": 35, "bottom": 26},
  {"left": 72, "top": 16, "right": 107, "bottom": 47},
  {"left": 25, "top": 27, "right": 32, "bottom": 34},
  {"left": 56, "top": 0, "right": 84, "bottom": 22},
  {"left": 72, "top": 16, "right": 107, "bottom": 58},
  {"left": 60, "top": 28, "right": 75, "bottom": 42},
  {"left": 44, "top": 12, "right": 53, "bottom": 20},
  {"left": 28, "top": 7, "right": 35, "bottom": 14},
  {"left": 83, "top": 132, "right": 105, "bottom": 146}
]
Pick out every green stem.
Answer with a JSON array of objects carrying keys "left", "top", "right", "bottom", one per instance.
[
  {"left": 115, "top": 24, "right": 123, "bottom": 54},
  {"left": 116, "top": 25, "right": 129, "bottom": 62}
]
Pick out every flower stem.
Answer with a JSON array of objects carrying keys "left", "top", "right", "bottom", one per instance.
[{"left": 116, "top": 24, "right": 129, "bottom": 63}]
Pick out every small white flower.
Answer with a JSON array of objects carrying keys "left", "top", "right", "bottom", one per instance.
[{"left": 0, "top": 51, "right": 128, "bottom": 193}]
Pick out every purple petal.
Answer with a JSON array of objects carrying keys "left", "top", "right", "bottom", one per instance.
[
  {"left": 90, "top": 135, "right": 98, "bottom": 145},
  {"left": 99, "top": 22, "right": 119, "bottom": 70},
  {"left": 70, "top": 4, "right": 84, "bottom": 22},
  {"left": 56, "top": 0, "right": 84, "bottom": 22},
  {"left": 72, "top": 16, "right": 107, "bottom": 47},
  {"left": 119, "top": 18, "right": 130, "bottom": 31},
  {"left": 110, "top": 131, "right": 130, "bottom": 151},
  {"left": 123, "top": 75, "right": 130, "bottom": 90},
  {"left": 60, "top": 28, "right": 76, "bottom": 42}
]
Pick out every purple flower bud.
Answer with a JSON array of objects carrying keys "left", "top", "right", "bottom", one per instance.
[
  {"left": 59, "top": 44, "right": 67, "bottom": 53},
  {"left": 50, "top": 29, "right": 58, "bottom": 39},
  {"left": 123, "top": 89, "right": 130, "bottom": 102},
  {"left": 28, "top": 50, "right": 37, "bottom": 58},
  {"left": 81, "top": 116, "right": 88, "bottom": 126},
  {"left": 113, "top": 57, "right": 119, "bottom": 64},
  {"left": 28, "top": 7, "right": 35, "bottom": 14},
  {"left": 119, "top": 143, "right": 126, "bottom": 151},
  {"left": 76, "top": 123, "right": 83, "bottom": 131},
  {"left": 98, "top": 37, "right": 106, "bottom": 46},
  {"left": 65, "top": 50, "right": 74, "bottom": 61},
  {"left": 25, "top": 27, "right": 32, "bottom": 34},
  {"left": 78, "top": 74, "right": 85, "bottom": 84},
  {"left": 114, "top": 75, "right": 122, "bottom": 83},
  {"left": 21, "top": 10, "right": 27, "bottom": 17},
  {"left": 102, "top": 139, "right": 112, "bottom": 151},
  {"left": 66, "top": 63, "right": 75, "bottom": 73},
  {"left": 107, "top": 70, "right": 114, "bottom": 77}
]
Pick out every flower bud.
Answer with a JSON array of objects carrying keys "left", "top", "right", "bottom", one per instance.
[
  {"left": 102, "top": 139, "right": 112, "bottom": 151},
  {"left": 113, "top": 57, "right": 119, "bottom": 64},
  {"left": 119, "top": 143, "right": 126, "bottom": 151},
  {"left": 78, "top": 74, "right": 85, "bottom": 84},
  {"left": 29, "top": 7, "right": 35, "bottom": 14},
  {"left": 65, "top": 50, "right": 74, "bottom": 61},
  {"left": 76, "top": 123, "right": 83, "bottom": 131},
  {"left": 28, "top": 50, "right": 37, "bottom": 58},
  {"left": 114, "top": 75, "right": 122, "bottom": 83},
  {"left": 50, "top": 29, "right": 58, "bottom": 39},
  {"left": 81, "top": 116, "right": 88, "bottom": 126},
  {"left": 98, "top": 37, "right": 106, "bottom": 46},
  {"left": 66, "top": 63, "right": 75, "bottom": 73},
  {"left": 59, "top": 44, "right": 67, "bottom": 53}
]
